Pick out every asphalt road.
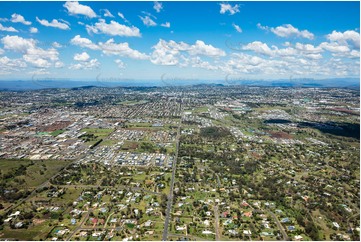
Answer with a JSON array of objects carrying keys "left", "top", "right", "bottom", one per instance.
[
  {"left": 269, "top": 211, "right": 289, "bottom": 240},
  {"left": 67, "top": 208, "right": 93, "bottom": 240},
  {"left": 162, "top": 114, "right": 182, "bottom": 240},
  {"left": 214, "top": 205, "right": 220, "bottom": 240}
]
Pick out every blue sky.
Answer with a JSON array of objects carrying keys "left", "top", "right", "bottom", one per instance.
[{"left": 0, "top": 1, "right": 359, "bottom": 82}]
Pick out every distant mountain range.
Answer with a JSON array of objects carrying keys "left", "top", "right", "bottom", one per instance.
[
  {"left": 0, "top": 78, "right": 359, "bottom": 91},
  {"left": 223, "top": 78, "right": 360, "bottom": 88}
]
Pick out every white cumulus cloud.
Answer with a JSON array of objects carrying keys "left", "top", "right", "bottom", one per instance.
[
  {"left": 29, "top": 27, "right": 38, "bottom": 33},
  {"left": 103, "top": 9, "right": 114, "bottom": 18},
  {"left": 2, "top": 35, "right": 36, "bottom": 52},
  {"left": 36, "top": 17, "right": 70, "bottom": 30},
  {"left": 150, "top": 39, "right": 226, "bottom": 66},
  {"left": 70, "top": 35, "right": 100, "bottom": 50},
  {"left": 140, "top": 16, "right": 157, "bottom": 27},
  {"left": 151, "top": 39, "right": 180, "bottom": 65},
  {"left": 258, "top": 23, "right": 314, "bottom": 40},
  {"left": 271, "top": 24, "right": 314, "bottom": 39},
  {"left": 188, "top": 40, "right": 226, "bottom": 57},
  {"left": 70, "top": 35, "right": 148, "bottom": 60},
  {"left": 86, "top": 19, "right": 141, "bottom": 37},
  {"left": 69, "top": 58, "right": 100, "bottom": 70},
  {"left": 99, "top": 39, "right": 149, "bottom": 60},
  {"left": 11, "top": 13, "right": 31, "bottom": 25},
  {"left": 0, "top": 23, "right": 18, "bottom": 32},
  {"left": 70, "top": 51, "right": 98, "bottom": 70},
  {"left": 295, "top": 43, "right": 322, "bottom": 53},
  {"left": 319, "top": 42, "right": 350, "bottom": 53},
  {"left": 161, "top": 22, "right": 170, "bottom": 28},
  {"left": 74, "top": 51, "right": 90, "bottom": 61},
  {"left": 64, "top": 1, "right": 97, "bottom": 18},
  {"left": 327, "top": 30, "right": 360, "bottom": 49},
  {"left": 242, "top": 41, "right": 273, "bottom": 56},
  {"left": 1, "top": 35, "right": 59, "bottom": 68},
  {"left": 52, "top": 42, "right": 62, "bottom": 48},
  {"left": 154, "top": 2, "right": 163, "bottom": 13},
  {"left": 0, "top": 56, "right": 27, "bottom": 73},
  {"left": 219, "top": 3, "right": 240, "bottom": 15}
]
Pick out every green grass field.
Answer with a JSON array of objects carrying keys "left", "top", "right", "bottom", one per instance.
[
  {"left": 0, "top": 229, "right": 44, "bottom": 241},
  {"left": 0, "top": 159, "right": 71, "bottom": 189},
  {"left": 50, "top": 129, "right": 65, "bottom": 136},
  {"left": 0, "top": 159, "right": 33, "bottom": 173},
  {"left": 193, "top": 106, "right": 209, "bottom": 113},
  {"left": 81, "top": 128, "right": 113, "bottom": 137},
  {"left": 80, "top": 128, "right": 114, "bottom": 145},
  {"left": 1, "top": 220, "right": 54, "bottom": 240},
  {"left": 100, "top": 139, "right": 119, "bottom": 146}
]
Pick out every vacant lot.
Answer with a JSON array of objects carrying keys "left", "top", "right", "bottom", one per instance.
[
  {"left": 0, "top": 159, "right": 71, "bottom": 188},
  {"left": 80, "top": 128, "right": 114, "bottom": 146}
]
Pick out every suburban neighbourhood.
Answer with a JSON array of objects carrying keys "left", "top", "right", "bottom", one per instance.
[{"left": 0, "top": 85, "right": 359, "bottom": 241}]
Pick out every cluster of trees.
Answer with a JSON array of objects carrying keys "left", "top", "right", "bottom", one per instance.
[
  {"left": 182, "top": 120, "right": 202, "bottom": 126},
  {"left": 1, "top": 163, "right": 30, "bottom": 181},
  {"left": 52, "top": 163, "right": 113, "bottom": 186},
  {"left": 200, "top": 126, "right": 232, "bottom": 139},
  {"left": 0, "top": 188, "right": 30, "bottom": 202},
  {"left": 140, "top": 142, "right": 157, "bottom": 153},
  {"left": 79, "top": 133, "right": 98, "bottom": 142},
  {"left": 74, "top": 100, "right": 100, "bottom": 108}
]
